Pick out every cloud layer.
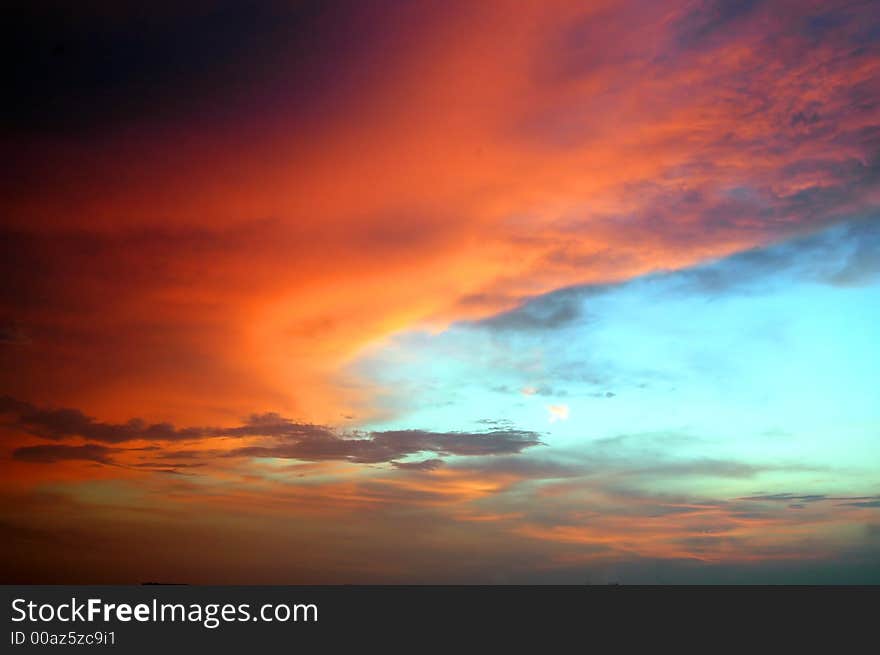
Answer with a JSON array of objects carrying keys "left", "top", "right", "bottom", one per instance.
[
  {"left": 1, "top": 396, "right": 542, "bottom": 466},
  {"left": 1, "top": 0, "right": 878, "bottom": 583}
]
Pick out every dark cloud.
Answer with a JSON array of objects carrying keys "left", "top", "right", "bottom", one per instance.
[
  {"left": 1, "top": 396, "right": 543, "bottom": 465},
  {"left": 0, "top": 395, "right": 209, "bottom": 443},
  {"left": 843, "top": 500, "right": 880, "bottom": 509},
  {"left": 462, "top": 216, "right": 880, "bottom": 335},
  {"left": 532, "top": 385, "right": 568, "bottom": 397},
  {"left": 219, "top": 412, "right": 337, "bottom": 440},
  {"left": 828, "top": 221, "right": 880, "bottom": 286},
  {"left": 476, "top": 287, "right": 585, "bottom": 332},
  {"left": 152, "top": 449, "right": 216, "bottom": 460},
  {"left": 739, "top": 493, "right": 830, "bottom": 503},
  {"left": 739, "top": 492, "right": 880, "bottom": 507},
  {"left": 451, "top": 455, "right": 585, "bottom": 480},
  {"left": 12, "top": 443, "right": 117, "bottom": 464},
  {"left": 0, "top": 396, "right": 339, "bottom": 444},
  {"left": 391, "top": 458, "right": 444, "bottom": 471},
  {"left": 475, "top": 418, "right": 517, "bottom": 428},
  {"left": 9, "top": 443, "right": 207, "bottom": 471},
  {"left": 227, "top": 428, "right": 543, "bottom": 464},
  {"left": 659, "top": 216, "right": 880, "bottom": 296},
  {"left": 130, "top": 462, "right": 205, "bottom": 470},
  {"left": 674, "top": 0, "right": 763, "bottom": 50}
]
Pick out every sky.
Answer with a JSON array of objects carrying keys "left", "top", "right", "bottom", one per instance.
[{"left": 1, "top": 0, "right": 879, "bottom": 583}]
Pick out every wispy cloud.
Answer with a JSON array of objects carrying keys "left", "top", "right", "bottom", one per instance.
[{"left": 2, "top": 396, "right": 543, "bottom": 466}]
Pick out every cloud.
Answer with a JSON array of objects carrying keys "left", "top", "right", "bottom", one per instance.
[
  {"left": 3, "top": 0, "right": 879, "bottom": 436},
  {"left": 842, "top": 500, "right": 880, "bottom": 509},
  {"left": 1, "top": 396, "right": 543, "bottom": 465},
  {"left": 0, "top": 396, "right": 211, "bottom": 443},
  {"left": 130, "top": 462, "right": 205, "bottom": 470},
  {"left": 674, "top": 0, "right": 763, "bottom": 50},
  {"left": 668, "top": 216, "right": 880, "bottom": 296},
  {"left": 458, "top": 216, "right": 880, "bottom": 337},
  {"left": 227, "top": 428, "right": 543, "bottom": 464},
  {"left": 738, "top": 492, "right": 880, "bottom": 507},
  {"left": 391, "top": 458, "right": 445, "bottom": 472},
  {"left": 2, "top": 0, "right": 880, "bottom": 585},
  {"left": 0, "top": 396, "right": 343, "bottom": 444},
  {"left": 478, "top": 290, "right": 583, "bottom": 332},
  {"left": 445, "top": 432, "right": 826, "bottom": 489},
  {"left": 12, "top": 443, "right": 117, "bottom": 464},
  {"left": 739, "top": 493, "right": 829, "bottom": 503}
]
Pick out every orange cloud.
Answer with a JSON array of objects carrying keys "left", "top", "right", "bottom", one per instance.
[{"left": 3, "top": 1, "right": 877, "bottom": 427}]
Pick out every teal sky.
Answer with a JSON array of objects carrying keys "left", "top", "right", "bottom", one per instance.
[{"left": 354, "top": 218, "right": 880, "bottom": 501}]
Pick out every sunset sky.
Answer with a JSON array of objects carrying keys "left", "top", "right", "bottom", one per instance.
[{"left": 2, "top": 0, "right": 879, "bottom": 583}]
